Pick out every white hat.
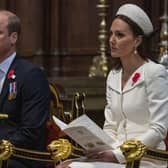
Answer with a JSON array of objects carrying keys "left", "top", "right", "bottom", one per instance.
[{"left": 116, "top": 4, "right": 153, "bottom": 36}]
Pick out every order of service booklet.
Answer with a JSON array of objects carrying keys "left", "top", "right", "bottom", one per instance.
[{"left": 52, "top": 114, "right": 117, "bottom": 151}]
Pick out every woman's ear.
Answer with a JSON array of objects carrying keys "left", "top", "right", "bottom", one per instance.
[
  {"left": 134, "top": 35, "right": 143, "bottom": 48},
  {"left": 10, "top": 32, "right": 18, "bottom": 45}
]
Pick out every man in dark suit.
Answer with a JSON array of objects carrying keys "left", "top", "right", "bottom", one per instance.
[{"left": 0, "top": 10, "right": 50, "bottom": 167}]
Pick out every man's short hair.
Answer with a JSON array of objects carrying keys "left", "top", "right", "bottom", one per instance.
[
  {"left": 8, "top": 14, "right": 21, "bottom": 35},
  {"left": 0, "top": 10, "right": 21, "bottom": 36}
]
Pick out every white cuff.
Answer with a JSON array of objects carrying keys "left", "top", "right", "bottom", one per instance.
[{"left": 112, "top": 148, "right": 126, "bottom": 163}]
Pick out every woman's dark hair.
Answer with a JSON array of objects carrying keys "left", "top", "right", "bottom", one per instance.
[{"left": 110, "top": 15, "right": 157, "bottom": 70}]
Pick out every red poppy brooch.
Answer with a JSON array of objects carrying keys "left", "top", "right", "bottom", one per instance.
[
  {"left": 132, "top": 72, "right": 140, "bottom": 86},
  {"left": 7, "top": 69, "right": 16, "bottom": 80}
]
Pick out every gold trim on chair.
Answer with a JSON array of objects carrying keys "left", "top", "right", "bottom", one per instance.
[
  {"left": 70, "top": 92, "right": 85, "bottom": 121},
  {"left": 0, "top": 139, "right": 83, "bottom": 164},
  {"left": 49, "top": 83, "right": 66, "bottom": 122},
  {"left": 121, "top": 139, "right": 168, "bottom": 168},
  {"left": 0, "top": 140, "right": 13, "bottom": 161},
  {"left": 120, "top": 139, "right": 147, "bottom": 162}
]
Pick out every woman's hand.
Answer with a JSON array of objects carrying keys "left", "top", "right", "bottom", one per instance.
[
  {"left": 55, "top": 160, "right": 73, "bottom": 168},
  {"left": 85, "top": 150, "right": 119, "bottom": 163},
  {"left": 55, "top": 150, "right": 119, "bottom": 168}
]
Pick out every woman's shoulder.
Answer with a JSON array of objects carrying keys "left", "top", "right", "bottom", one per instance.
[
  {"left": 106, "top": 69, "right": 121, "bottom": 81},
  {"left": 108, "top": 68, "right": 122, "bottom": 76},
  {"left": 144, "top": 60, "right": 168, "bottom": 80}
]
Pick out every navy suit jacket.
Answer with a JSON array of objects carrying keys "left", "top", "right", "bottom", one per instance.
[{"left": 0, "top": 56, "right": 50, "bottom": 168}]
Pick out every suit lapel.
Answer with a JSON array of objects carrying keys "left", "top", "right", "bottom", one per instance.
[
  {"left": 0, "top": 57, "right": 17, "bottom": 109},
  {"left": 0, "top": 77, "right": 9, "bottom": 108},
  {"left": 108, "top": 64, "right": 145, "bottom": 94},
  {"left": 108, "top": 70, "right": 122, "bottom": 94}
]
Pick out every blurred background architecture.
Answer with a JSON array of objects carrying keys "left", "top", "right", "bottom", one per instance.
[{"left": 0, "top": 0, "right": 166, "bottom": 126}]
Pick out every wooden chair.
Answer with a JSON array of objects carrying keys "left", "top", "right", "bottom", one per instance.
[
  {"left": 47, "top": 83, "right": 67, "bottom": 144},
  {"left": 47, "top": 83, "right": 86, "bottom": 142},
  {"left": 46, "top": 83, "right": 85, "bottom": 167}
]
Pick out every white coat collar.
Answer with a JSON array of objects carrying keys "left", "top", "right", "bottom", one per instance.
[{"left": 108, "top": 62, "right": 147, "bottom": 93}]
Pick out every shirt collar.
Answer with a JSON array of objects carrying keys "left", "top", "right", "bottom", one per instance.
[{"left": 0, "top": 52, "right": 16, "bottom": 75}]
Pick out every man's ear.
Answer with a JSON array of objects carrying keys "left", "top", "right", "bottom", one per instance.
[{"left": 10, "top": 32, "right": 18, "bottom": 45}]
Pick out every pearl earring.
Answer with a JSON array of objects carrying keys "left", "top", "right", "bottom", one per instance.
[{"left": 134, "top": 49, "right": 137, "bottom": 55}]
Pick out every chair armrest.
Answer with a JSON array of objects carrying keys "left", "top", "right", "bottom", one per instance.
[
  {"left": 120, "top": 139, "right": 168, "bottom": 168},
  {"left": 0, "top": 139, "right": 83, "bottom": 164}
]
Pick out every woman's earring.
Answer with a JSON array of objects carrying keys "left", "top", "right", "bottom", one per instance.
[{"left": 134, "top": 49, "right": 137, "bottom": 55}]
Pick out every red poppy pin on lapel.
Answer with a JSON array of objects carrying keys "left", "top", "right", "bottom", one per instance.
[
  {"left": 7, "top": 69, "right": 16, "bottom": 80},
  {"left": 132, "top": 73, "right": 140, "bottom": 86}
]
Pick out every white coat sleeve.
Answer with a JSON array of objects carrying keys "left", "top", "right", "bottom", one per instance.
[{"left": 137, "top": 65, "right": 168, "bottom": 147}]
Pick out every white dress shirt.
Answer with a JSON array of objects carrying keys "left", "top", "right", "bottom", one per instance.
[{"left": 0, "top": 52, "right": 16, "bottom": 93}]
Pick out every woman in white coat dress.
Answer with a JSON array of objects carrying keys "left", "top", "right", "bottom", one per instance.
[{"left": 56, "top": 3, "right": 168, "bottom": 168}]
